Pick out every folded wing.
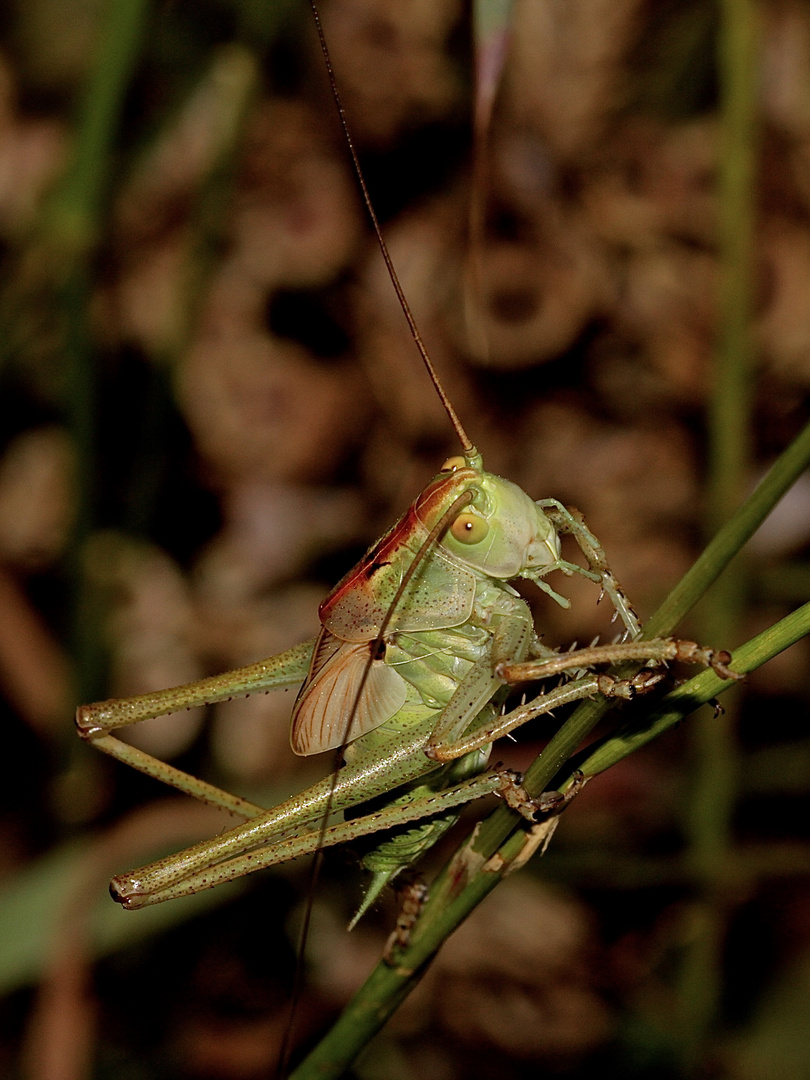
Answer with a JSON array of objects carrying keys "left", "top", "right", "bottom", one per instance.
[{"left": 290, "top": 629, "right": 408, "bottom": 755}]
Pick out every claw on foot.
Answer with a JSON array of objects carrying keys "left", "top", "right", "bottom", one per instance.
[
  {"left": 596, "top": 670, "right": 665, "bottom": 700},
  {"left": 495, "top": 767, "right": 588, "bottom": 822},
  {"left": 671, "top": 640, "right": 742, "bottom": 681}
]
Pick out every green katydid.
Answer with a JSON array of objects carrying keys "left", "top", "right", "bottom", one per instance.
[
  {"left": 75, "top": 2, "right": 741, "bottom": 921},
  {"left": 75, "top": 444, "right": 738, "bottom": 913}
]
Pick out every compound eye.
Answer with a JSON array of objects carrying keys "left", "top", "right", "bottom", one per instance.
[
  {"left": 441, "top": 456, "right": 466, "bottom": 472},
  {"left": 450, "top": 512, "right": 489, "bottom": 545}
]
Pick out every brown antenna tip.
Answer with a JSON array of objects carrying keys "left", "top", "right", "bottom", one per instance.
[{"left": 309, "top": 0, "right": 475, "bottom": 456}]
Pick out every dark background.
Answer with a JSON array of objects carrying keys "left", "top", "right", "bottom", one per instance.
[{"left": 0, "top": 1, "right": 809, "bottom": 1077}]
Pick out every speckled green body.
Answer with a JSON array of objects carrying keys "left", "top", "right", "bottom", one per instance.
[
  {"left": 288, "top": 454, "right": 566, "bottom": 904},
  {"left": 77, "top": 450, "right": 608, "bottom": 911}
]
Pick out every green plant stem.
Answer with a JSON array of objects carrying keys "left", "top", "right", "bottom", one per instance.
[
  {"left": 124, "top": 46, "right": 259, "bottom": 539},
  {"left": 48, "top": 0, "right": 151, "bottom": 252},
  {"left": 677, "top": 0, "right": 760, "bottom": 1063},
  {"left": 291, "top": 600, "right": 809, "bottom": 1080},
  {"left": 57, "top": 0, "right": 150, "bottom": 693},
  {"left": 708, "top": 0, "right": 759, "bottom": 536}
]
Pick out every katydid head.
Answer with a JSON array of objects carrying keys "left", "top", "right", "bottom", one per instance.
[{"left": 421, "top": 457, "right": 565, "bottom": 590}]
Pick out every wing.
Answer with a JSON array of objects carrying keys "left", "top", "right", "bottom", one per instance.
[{"left": 290, "top": 628, "right": 408, "bottom": 756}]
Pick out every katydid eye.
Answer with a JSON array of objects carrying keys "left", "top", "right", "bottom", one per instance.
[
  {"left": 450, "top": 512, "right": 489, "bottom": 544},
  {"left": 441, "top": 456, "right": 466, "bottom": 472}
]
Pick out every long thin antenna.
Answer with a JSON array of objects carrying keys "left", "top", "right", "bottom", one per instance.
[
  {"left": 278, "top": 13, "right": 478, "bottom": 1074},
  {"left": 309, "top": 0, "right": 475, "bottom": 455}
]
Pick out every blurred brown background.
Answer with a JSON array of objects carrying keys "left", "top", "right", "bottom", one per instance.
[{"left": 0, "top": 0, "right": 809, "bottom": 1078}]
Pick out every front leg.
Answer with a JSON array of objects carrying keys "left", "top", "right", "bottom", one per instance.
[
  {"left": 426, "top": 672, "right": 620, "bottom": 762},
  {"left": 428, "top": 638, "right": 741, "bottom": 762},
  {"left": 539, "top": 500, "right": 642, "bottom": 639},
  {"left": 498, "top": 637, "right": 740, "bottom": 684}
]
